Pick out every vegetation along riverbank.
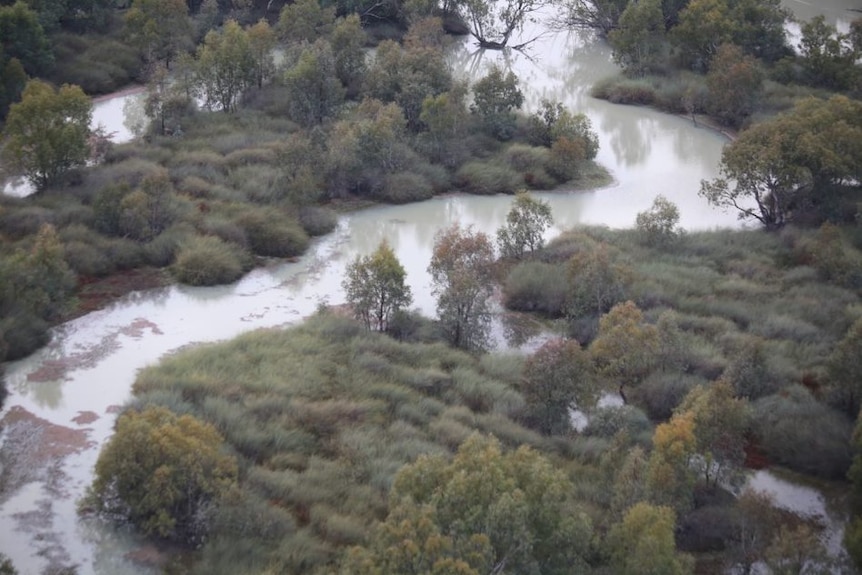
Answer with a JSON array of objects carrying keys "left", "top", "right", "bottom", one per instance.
[{"left": 1, "top": 0, "right": 862, "bottom": 572}]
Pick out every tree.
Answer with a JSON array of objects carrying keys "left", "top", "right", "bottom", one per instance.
[
  {"left": 283, "top": 39, "right": 345, "bottom": 126},
  {"left": 331, "top": 14, "right": 367, "bottom": 92},
  {"left": 828, "top": 317, "right": 862, "bottom": 418},
  {"left": 590, "top": 301, "right": 660, "bottom": 396},
  {"left": 0, "top": 49, "right": 27, "bottom": 121},
  {"left": 277, "top": 0, "right": 335, "bottom": 44},
  {"left": 635, "top": 194, "right": 681, "bottom": 247},
  {"left": 799, "top": 15, "right": 859, "bottom": 91},
  {"left": 525, "top": 99, "right": 599, "bottom": 159},
  {"left": 611, "top": 446, "right": 649, "bottom": 518},
  {"left": 646, "top": 412, "right": 696, "bottom": 514},
  {"left": 731, "top": 488, "right": 781, "bottom": 574},
  {"left": 2, "top": 79, "right": 91, "bottom": 191},
  {"left": 555, "top": 0, "right": 629, "bottom": 36},
  {"left": 606, "top": 502, "right": 693, "bottom": 575},
  {"left": 88, "top": 406, "right": 238, "bottom": 544},
  {"left": 608, "top": 0, "right": 666, "bottom": 77},
  {"left": 496, "top": 191, "right": 553, "bottom": 259},
  {"left": 565, "top": 242, "right": 630, "bottom": 318},
  {"left": 705, "top": 43, "right": 763, "bottom": 128},
  {"left": 700, "top": 95, "right": 862, "bottom": 229},
  {"left": 676, "top": 381, "right": 750, "bottom": 489},
  {"left": 342, "top": 240, "right": 412, "bottom": 332},
  {"left": 124, "top": 0, "right": 192, "bottom": 66},
  {"left": 341, "top": 503, "right": 492, "bottom": 575},
  {"left": 247, "top": 19, "right": 276, "bottom": 89},
  {"left": 470, "top": 65, "right": 523, "bottom": 140},
  {"left": 670, "top": 0, "right": 733, "bottom": 70},
  {"left": 765, "top": 524, "right": 831, "bottom": 575},
  {"left": 428, "top": 223, "right": 495, "bottom": 352},
  {"left": 521, "top": 338, "right": 595, "bottom": 435},
  {"left": 0, "top": 1, "right": 53, "bottom": 76},
  {"left": 144, "top": 62, "right": 193, "bottom": 136},
  {"left": 459, "top": 0, "right": 548, "bottom": 48},
  {"left": 388, "top": 434, "right": 594, "bottom": 574},
  {"left": 195, "top": 19, "right": 256, "bottom": 113}
]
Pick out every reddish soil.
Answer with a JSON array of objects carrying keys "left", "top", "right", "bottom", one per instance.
[{"left": 73, "top": 267, "right": 170, "bottom": 319}]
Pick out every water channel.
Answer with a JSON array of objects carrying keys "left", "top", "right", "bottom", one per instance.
[{"left": 1, "top": 1, "right": 860, "bottom": 572}]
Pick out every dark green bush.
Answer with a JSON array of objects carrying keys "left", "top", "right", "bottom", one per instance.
[
  {"left": 237, "top": 210, "right": 310, "bottom": 258},
  {"left": 455, "top": 160, "right": 520, "bottom": 195},
  {"left": 376, "top": 171, "right": 434, "bottom": 203},
  {"left": 503, "top": 261, "right": 568, "bottom": 316},
  {"left": 172, "top": 236, "right": 248, "bottom": 286},
  {"left": 298, "top": 206, "right": 338, "bottom": 237},
  {"left": 753, "top": 386, "right": 853, "bottom": 478}
]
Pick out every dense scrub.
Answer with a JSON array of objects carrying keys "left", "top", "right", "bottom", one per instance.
[{"left": 503, "top": 224, "right": 862, "bottom": 478}]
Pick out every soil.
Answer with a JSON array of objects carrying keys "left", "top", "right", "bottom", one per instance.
[{"left": 71, "top": 267, "right": 171, "bottom": 320}]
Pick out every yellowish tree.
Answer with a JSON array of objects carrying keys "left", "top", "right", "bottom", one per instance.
[
  {"left": 342, "top": 240, "right": 412, "bottom": 332},
  {"left": 590, "top": 300, "right": 659, "bottom": 397},
  {"left": 607, "top": 502, "right": 694, "bottom": 575}
]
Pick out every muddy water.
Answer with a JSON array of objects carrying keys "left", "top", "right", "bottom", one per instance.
[{"left": 0, "top": 4, "right": 848, "bottom": 574}]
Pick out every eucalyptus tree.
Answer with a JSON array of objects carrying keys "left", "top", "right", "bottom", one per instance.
[
  {"left": 342, "top": 240, "right": 412, "bottom": 332},
  {"left": 195, "top": 19, "right": 256, "bottom": 113}
]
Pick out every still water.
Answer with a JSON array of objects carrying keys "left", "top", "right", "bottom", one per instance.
[{"left": 0, "top": 3, "right": 856, "bottom": 573}]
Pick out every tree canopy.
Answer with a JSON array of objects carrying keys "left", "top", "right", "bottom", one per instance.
[
  {"left": 342, "top": 240, "right": 413, "bottom": 332},
  {"left": 1, "top": 79, "right": 91, "bottom": 191}
]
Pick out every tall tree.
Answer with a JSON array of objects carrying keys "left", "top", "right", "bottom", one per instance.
[
  {"left": 496, "top": 191, "right": 553, "bottom": 259},
  {"left": 247, "top": 19, "right": 276, "bottom": 89},
  {"left": 608, "top": 0, "right": 667, "bottom": 77},
  {"left": 428, "top": 223, "right": 495, "bottom": 352},
  {"left": 799, "top": 15, "right": 859, "bottom": 90},
  {"left": 388, "top": 434, "right": 594, "bottom": 574},
  {"left": 283, "top": 39, "right": 345, "bottom": 126},
  {"left": 342, "top": 240, "right": 413, "bottom": 332},
  {"left": 635, "top": 194, "right": 681, "bottom": 247},
  {"left": 459, "top": 0, "right": 548, "bottom": 48},
  {"left": 607, "top": 502, "right": 694, "bottom": 575},
  {"left": 646, "top": 412, "right": 697, "bottom": 514},
  {"left": 195, "top": 19, "right": 256, "bottom": 113},
  {"left": 0, "top": 1, "right": 53, "bottom": 76},
  {"left": 276, "top": 0, "right": 335, "bottom": 44},
  {"left": 676, "top": 381, "right": 751, "bottom": 489},
  {"left": 827, "top": 317, "right": 862, "bottom": 418},
  {"left": 125, "top": 0, "right": 193, "bottom": 66},
  {"left": 521, "top": 338, "right": 596, "bottom": 435},
  {"left": 470, "top": 64, "right": 523, "bottom": 140},
  {"left": 565, "top": 242, "right": 630, "bottom": 318},
  {"left": 2, "top": 79, "right": 91, "bottom": 191},
  {"left": 590, "top": 300, "right": 660, "bottom": 397},
  {"left": 88, "top": 406, "right": 238, "bottom": 544},
  {"left": 556, "top": 0, "right": 629, "bottom": 36},
  {"left": 0, "top": 49, "right": 27, "bottom": 121},
  {"left": 705, "top": 43, "right": 763, "bottom": 128}
]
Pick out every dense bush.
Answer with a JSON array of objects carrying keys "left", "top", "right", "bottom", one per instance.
[
  {"left": 172, "top": 235, "right": 249, "bottom": 286},
  {"left": 237, "top": 209, "right": 310, "bottom": 258},
  {"left": 455, "top": 160, "right": 520, "bottom": 195}
]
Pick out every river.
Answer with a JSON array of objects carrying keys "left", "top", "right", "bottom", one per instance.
[{"left": 1, "top": 2, "right": 859, "bottom": 573}]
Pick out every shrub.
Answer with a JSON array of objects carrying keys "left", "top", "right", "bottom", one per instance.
[
  {"left": 632, "top": 372, "right": 705, "bottom": 420},
  {"left": 375, "top": 171, "right": 434, "bottom": 203},
  {"left": 503, "top": 261, "right": 568, "bottom": 316},
  {"left": 172, "top": 236, "right": 248, "bottom": 286},
  {"left": 636, "top": 195, "right": 681, "bottom": 247},
  {"left": 455, "top": 161, "right": 520, "bottom": 195},
  {"left": 298, "top": 206, "right": 338, "bottom": 237},
  {"left": 753, "top": 386, "right": 853, "bottom": 478},
  {"left": 237, "top": 210, "right": 310, "bottom": 258},
  {"left": 88, "top": 406, "right": 238, "bottom": 544}
]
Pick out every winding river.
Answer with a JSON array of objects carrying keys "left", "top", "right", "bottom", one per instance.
[{"left": 1, "top": 1, "right": 860, "bottom": 572}]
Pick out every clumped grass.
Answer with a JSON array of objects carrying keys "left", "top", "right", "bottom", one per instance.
[
  {"left": 455, "top": 160, "right": 521, "bottom": 195},
  {"left": 171, "top": 235, "right": 249, "bottom": 286},
  {"left": 376, "top": 171, "right": 434, "bottom": 203},
  {"left": 237, "top": 209, "right": 309, "bottom": 258}
]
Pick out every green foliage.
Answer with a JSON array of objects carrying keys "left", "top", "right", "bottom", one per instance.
[
  {"left": 89, "top": 405, "right": 238, "bottom": 544},
  {"left": 565, "top": 242, "right": 630, "bottom": 319},
  {"left": 827, "top": 317, "right": 862, "bottom": 417},
  {"left": 0, "top": 1, "right": 53, "bottom": 76},
  {"left": 458, "top": 0, "right": 545, "bottom": 47},
  {"left": 237, "top": 208, "right": 309, "bottom": 258},
  {"left": 646, "top": 412, "right": 696, "bottom": 514},
  {"left": 609, "top": 0, "right": 667, "bottom": 77},
  {"left": 676, "top": 381, "right": 750, "bottom": 488},
  {"left": 799, "top": 15, "right": 860, "bottom": 91},
  {"left": 2, "top": 79, "right": 91, "bottom": 191},
  {"left": 700, "top": 95, "right": 862, "bottom": 229},
  {"left": 428, "top": 224, "right": 495, "bottom": 352},
  {"left": 470, "top": 65, "right": 523, "bottom": 140},
  {"left": 591, "top": 300, "right": 660, "bottom": 389},
  {"left": 124, "top": 0, "right": 192, "bottom": 65},
  {"left": 635, "top": 194, "right": 681, "bottom": 247},
  {"left": 502, "top": 260, "right": 568, "bottom": 316},
  {"left": 521, "top": 338, "right": 595, "bottom": 435},
  {"left": 196, "top": 20, "right": 256, "bottom": 113},
  {"left": 387, "top": 434, "right": 594, "bottom": 574},
  {"left": 607, "top": 502, "right": 693, "bottom": 575},
  {"left": 277, "top": 0, "right": 335, "bottom": 44},
  {"left": 496, "top": 191, "right": 553, "bottom": 258},
  {"left": 283, "top": 39, "right": 345, "bottom": 126},
  {"left": 0, "top": 554, "right": 17, "bottom": 575},
  {"left": 455, "top": 160, "right": 520, "bottom": 195},
  {"left": 171, "top": 235, "right": 248, "bottom": 286},
  {"left": 753, "top": 386, "right": 853, "bottom": 478},
  {"left": 705, "top": 43, "right": 763, "bottom": 128},
  {"left": 342, "top": 240, "right": 413, "bottom": 331}
]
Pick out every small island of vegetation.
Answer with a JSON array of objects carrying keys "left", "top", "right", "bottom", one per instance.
[{"left": 1, "top": 0, "right": 862, "bottom": 572}]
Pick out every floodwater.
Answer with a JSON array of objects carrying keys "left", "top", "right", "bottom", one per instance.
[{"left": 0, "top": 3, "right": 853, "bottom": 573}]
